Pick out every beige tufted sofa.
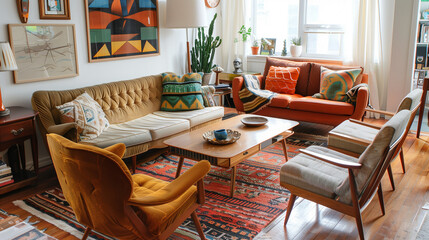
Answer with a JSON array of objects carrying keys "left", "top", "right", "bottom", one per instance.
[{"left": 32, "top": 74, "right": 224, "bottom": 166}]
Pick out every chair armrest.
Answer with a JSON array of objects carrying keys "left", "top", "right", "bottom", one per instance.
[
  {"left": 350, "top": 86, "right": 369, "bottom": 120},
  {"left": 364, "top": 108, "right": 395, "bottom": 117},
  {"left": 348, "top": 118, "right": 382, "bottom": 130},
  {"left": 104, "top": 143, "right": 126, "bottom": 158},
  {"left": 299, "top": 149, "right": 362, "bottom": 169},
  {"left": 232, "top": 75, "right": 264, "bottom": 112},
  {"left": 127, "top": 160, "right": 211, "bottom": 206}
]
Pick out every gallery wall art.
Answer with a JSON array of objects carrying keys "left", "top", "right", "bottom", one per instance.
[
  {"left": 8, "top": 24, "right": 79, "bottom": 83},
  {"left": 84, "top": 0, "right": 159, "bottom": 62},
  {"left": 39, "top": 0, "right": 71, "bottom": 20}
]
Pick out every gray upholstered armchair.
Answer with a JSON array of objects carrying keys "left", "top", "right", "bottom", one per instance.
[
  {"left": 280, "top": 110, "right": 411, "bottom": 240},
  {"left": 328, "top": 89, "right": 422, "bottom": 190}
]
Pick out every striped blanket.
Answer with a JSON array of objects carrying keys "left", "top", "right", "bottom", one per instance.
[{"left": 239, "top": 75, "right": 277, "bottom": 113}]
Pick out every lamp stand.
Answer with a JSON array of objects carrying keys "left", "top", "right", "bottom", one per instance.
[
  {"left": 186, "top": 28, "right": 192, "bottom": 73},
  {"left": 0, "top": 87, "right": 9, "bottom": 117}
]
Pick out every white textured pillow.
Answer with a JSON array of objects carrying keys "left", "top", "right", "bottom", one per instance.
[{"left": 56, "top": 92, "right": 109, "bottom": 140}]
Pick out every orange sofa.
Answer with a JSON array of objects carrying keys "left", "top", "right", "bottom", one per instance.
[{"left": 232, "top": 57, "right": 369, "bottom": 126}]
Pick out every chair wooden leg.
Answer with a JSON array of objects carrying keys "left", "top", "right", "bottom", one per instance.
[
  {"left": 284, "top": 194, "right": 297, "bottom": 226},
  {"left": 191, "top": 212, "right": 206, "bottom": 240},
  {"left": 131, "top": 155, "right": 137, "bottom": 174},
  {"left": 387, "top": 165, "right": 395, "bottom": 191},
  {"left": 82, "top": 227, "right": 92, "bottom": 240},
  {"left": 399, "top": 147, "right": 406, "bottom": 173},
  {"left": 377, "top": 183, "right": 385, "bottom": 216}
]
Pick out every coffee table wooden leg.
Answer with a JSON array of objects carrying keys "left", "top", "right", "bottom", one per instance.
[
  {"left": 176, "top": 156, "right": 185, "bottom": 178},
  {"left": 230, "top": 166, "right": 237, "bottom": 197},
  {"left": 281, "top": 138, "right": 289, "bottom": 162}
]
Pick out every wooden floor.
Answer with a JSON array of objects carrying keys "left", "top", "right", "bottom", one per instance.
[{"left": 1, "top": 111, "right": 429, "bottom": 240}]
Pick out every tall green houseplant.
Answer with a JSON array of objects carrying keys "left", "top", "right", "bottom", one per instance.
[{"left": 191, "top": 13, "right": 222, "bottom": 73}]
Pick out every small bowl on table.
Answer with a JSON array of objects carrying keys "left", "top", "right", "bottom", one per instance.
[
  {"left": 203, "top": 129, "right": 241, "bottom": 145},
  {"left": 241, "top": 116, "right": 268, "bottom": 127}
]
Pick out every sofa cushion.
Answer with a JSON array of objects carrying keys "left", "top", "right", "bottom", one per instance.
[
  {"left": 153, "top": 106, "right": 224, "bottom": 127},
  {"left": 263, "top": 57, "right": 311, "bottom": 95},
  {"left": 289, "top": 96, "right": 354, "bottom": 115},
  {"left": 265, "top": 66, "right": 300, "bottom": 94},
  {"left": 131, "top": 114, "right": 190, "bottom": 140},
  {"left": 160, "top": 72, "right": 205, "bottom": 111},
  {"left": 201, "top": 85, "right": 217, "bottom": 107},
  {"left": 280, "top": 145, "right": 356, "bottom": 199},
  {"left": 313, "top": 67, "right": 362, "bottom": 102},
  {"left": 269, "top": 94, "right": 302, "bottom": 108},
  {"left": 81, "top": 124, "right": 152, "bottom": 148},
  {"left": 307, "top": 63, "right": 364, "bottom": 96},
  {"left": 56, "top": 92, "right": 110, "bottom": 140}
]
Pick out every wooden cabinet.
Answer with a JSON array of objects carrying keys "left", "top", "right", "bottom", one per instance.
[{"left": 0, "top": 106, "right": 39, "bottom": 194}]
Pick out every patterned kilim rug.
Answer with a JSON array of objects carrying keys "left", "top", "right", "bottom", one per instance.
[{"left": 13, "top": 134, "right": 326, "bottom": 240}]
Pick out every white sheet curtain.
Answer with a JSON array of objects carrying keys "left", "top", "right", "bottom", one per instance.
[
  {"left": 344, "top": 0, "right": 389, "bottom": 115},
  {"left": 219, "top": 0, "right": 247, "bottom": 72}
]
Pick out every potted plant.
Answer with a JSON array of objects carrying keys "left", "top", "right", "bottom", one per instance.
[
  {"left": 238, "top": 25, "right": 252, "bottom": 42},
  {"left": 191, "top": 13, "right": 222, "bottom": 85},
  {"left": 290, "top": 37, "right": 302, "bottom": 57},
  {"left": 251, "top": 39, "right": 260, "bottom": 55}
]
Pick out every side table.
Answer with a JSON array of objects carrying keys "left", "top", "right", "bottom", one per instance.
[
  {"left": 218, "top": 71, "right": 261, "bottom": 84},
  {"left": 417, "top": 78, "right": 429, "bottom": 138},
  {"left": 0, "top": 106, "right": 39, "bottom": 194},
  {"left": 214, "top": 87, "right": 232, "bottom": 106}
]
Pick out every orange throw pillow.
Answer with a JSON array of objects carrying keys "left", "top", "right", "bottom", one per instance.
[{"left": 265, "top": 66, "right": 300, "bottom": 94}]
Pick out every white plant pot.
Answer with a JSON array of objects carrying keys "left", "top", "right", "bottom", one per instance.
[
  {"left": 290, "top": 45, "right": 302, "bottom": 57},
  {"left": 202, "top": 72, "right": 214, "bottom": 86}
]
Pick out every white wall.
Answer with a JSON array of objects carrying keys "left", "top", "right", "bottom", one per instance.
[
  {"left": 386, "top": 0, "right": 420, "bottom": 112},
  {"left": 0, "top": 0, "right": 219, "bottom": 167}
]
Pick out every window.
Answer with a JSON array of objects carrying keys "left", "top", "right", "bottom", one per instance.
[{"left": 252, "top": 0, "right": 355, "bottom": 59}]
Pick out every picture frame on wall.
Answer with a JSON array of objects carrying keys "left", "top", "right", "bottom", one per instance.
[
  {"left": 38, "top": 0, "right": 70, "bottom": 20},
  {"left": 8, "top": 24, "right": 79, "bottom": 84},
  {"left": 260, "top": 38, "right": 276, "bottom": 55},
  {"left": 84, "top": 0, "right": 160, "bottom": 62}
]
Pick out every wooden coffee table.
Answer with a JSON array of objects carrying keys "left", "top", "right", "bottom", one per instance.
[{"left": 164, "top": 114, "right": 299, "bottom": 197}]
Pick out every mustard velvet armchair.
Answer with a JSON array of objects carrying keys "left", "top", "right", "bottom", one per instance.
[{"left": 46, "top": 133, "right": 211, "bottom": 240}]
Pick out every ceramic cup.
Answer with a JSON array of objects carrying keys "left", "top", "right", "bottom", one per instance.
[{"left": 214, "top": 129, "right": 228, "bottom": 140}]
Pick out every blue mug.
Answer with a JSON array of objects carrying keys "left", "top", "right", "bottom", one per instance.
[{"left": 214, "top": 129, "right": 228, "bottom": 140}]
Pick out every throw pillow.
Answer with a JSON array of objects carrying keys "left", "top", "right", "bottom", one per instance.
[
  {"left": 56, "top": 92, "right": 110, "bottom": 140},
  {"left": 262, "top": 57, "right": 311, "bottom": 95},
  {"left": 265, "top": 66, "right": 300, "bottom": 94},
  {"left": 313, "top": 67, "right": 362, "bottom": 102},
  {"left": 160, "top": 72, "right": 205, "bottom": 111},
  {"left": 201, "top": 85, "right": 217, "bottom": 107}
]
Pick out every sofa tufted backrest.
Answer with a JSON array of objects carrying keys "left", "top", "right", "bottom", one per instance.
[{"left": 32, "top": 74, "right": 163, "bottom": 140}]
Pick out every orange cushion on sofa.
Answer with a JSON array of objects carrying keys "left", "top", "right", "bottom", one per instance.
[
  {"left": 263, "top": 57, "right": 311, "bottom": 95},
  {"left": 269, "top": 94, "right": 303, "bottom": 108},
  {"left": 265, "top": 66, "right": 300, "bottom": 94},
  {"left": 289, "top": 96, "right": 354, "bottom": 115}
]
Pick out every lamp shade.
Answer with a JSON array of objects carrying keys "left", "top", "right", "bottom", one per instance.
[
  {"left": 166, "top": 0, "right": 208, "bottom": 28},
  {"left": 0, "top": 42, "right": 18, "bottom": 71}
]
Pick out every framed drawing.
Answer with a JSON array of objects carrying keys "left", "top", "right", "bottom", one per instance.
[
  {"left": 38, "top": 0, "right": 70, "bottom": 19},
  {"left": 8, "top": 24, "right": 79, "bottom": 84},
  {"left": 84, "top": 0, "right": 160, "bottom": 62},
  {"left": 260, "top": 38, "right": 276, "bottom": 55}
]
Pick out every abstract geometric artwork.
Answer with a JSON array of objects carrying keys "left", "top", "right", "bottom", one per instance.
[
  {"left": 84, "top": 0, "right": 159, "bottom": 62},
  {"left": 8, "top": 24, "right": 79, "bottom": 83}
]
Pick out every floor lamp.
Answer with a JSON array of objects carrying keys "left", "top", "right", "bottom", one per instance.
[
  {"left": 166, "top": 0, "right": 207, "bottom": 73},
  {"left": 0, "top": 42, "right": 18, "bottom": 117}
]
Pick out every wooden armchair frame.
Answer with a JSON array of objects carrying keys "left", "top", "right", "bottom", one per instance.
[
  {"left": 283, "top": 135, "right": 402, "bottom": 240},
  {"left": 329, "top": 102, "right": 420, "bottom": 190}
]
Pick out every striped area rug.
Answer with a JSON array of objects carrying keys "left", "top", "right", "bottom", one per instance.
[{"left": 13, "top": 135, "right": 326, "bottom": 240}]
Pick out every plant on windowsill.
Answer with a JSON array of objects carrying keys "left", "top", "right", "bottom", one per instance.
[
  {"left": 191, "top": 13, "right": 222, "bottom": 85},
  {"left": 290, "top": 37, "right": 302, "bottom": 57},
  {"left": 251, "top": 39, "right": 260, "bottom": 55}
]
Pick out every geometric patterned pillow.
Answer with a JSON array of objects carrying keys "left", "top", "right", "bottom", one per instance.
[
  {"left": 265, "top": 66, "right": 300, "bottom": 94},
  {"left": 160, "top": 72, "right": 205, "bottom": 111},
  {"left": 201, "top": 85, "right": 217, "bottom": 107},
  {"left": 313, "top": 66, "right": 362, "bottom": 102},
  {"left": 56, "top": 92, "right": 110, "bottom": 140}
]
